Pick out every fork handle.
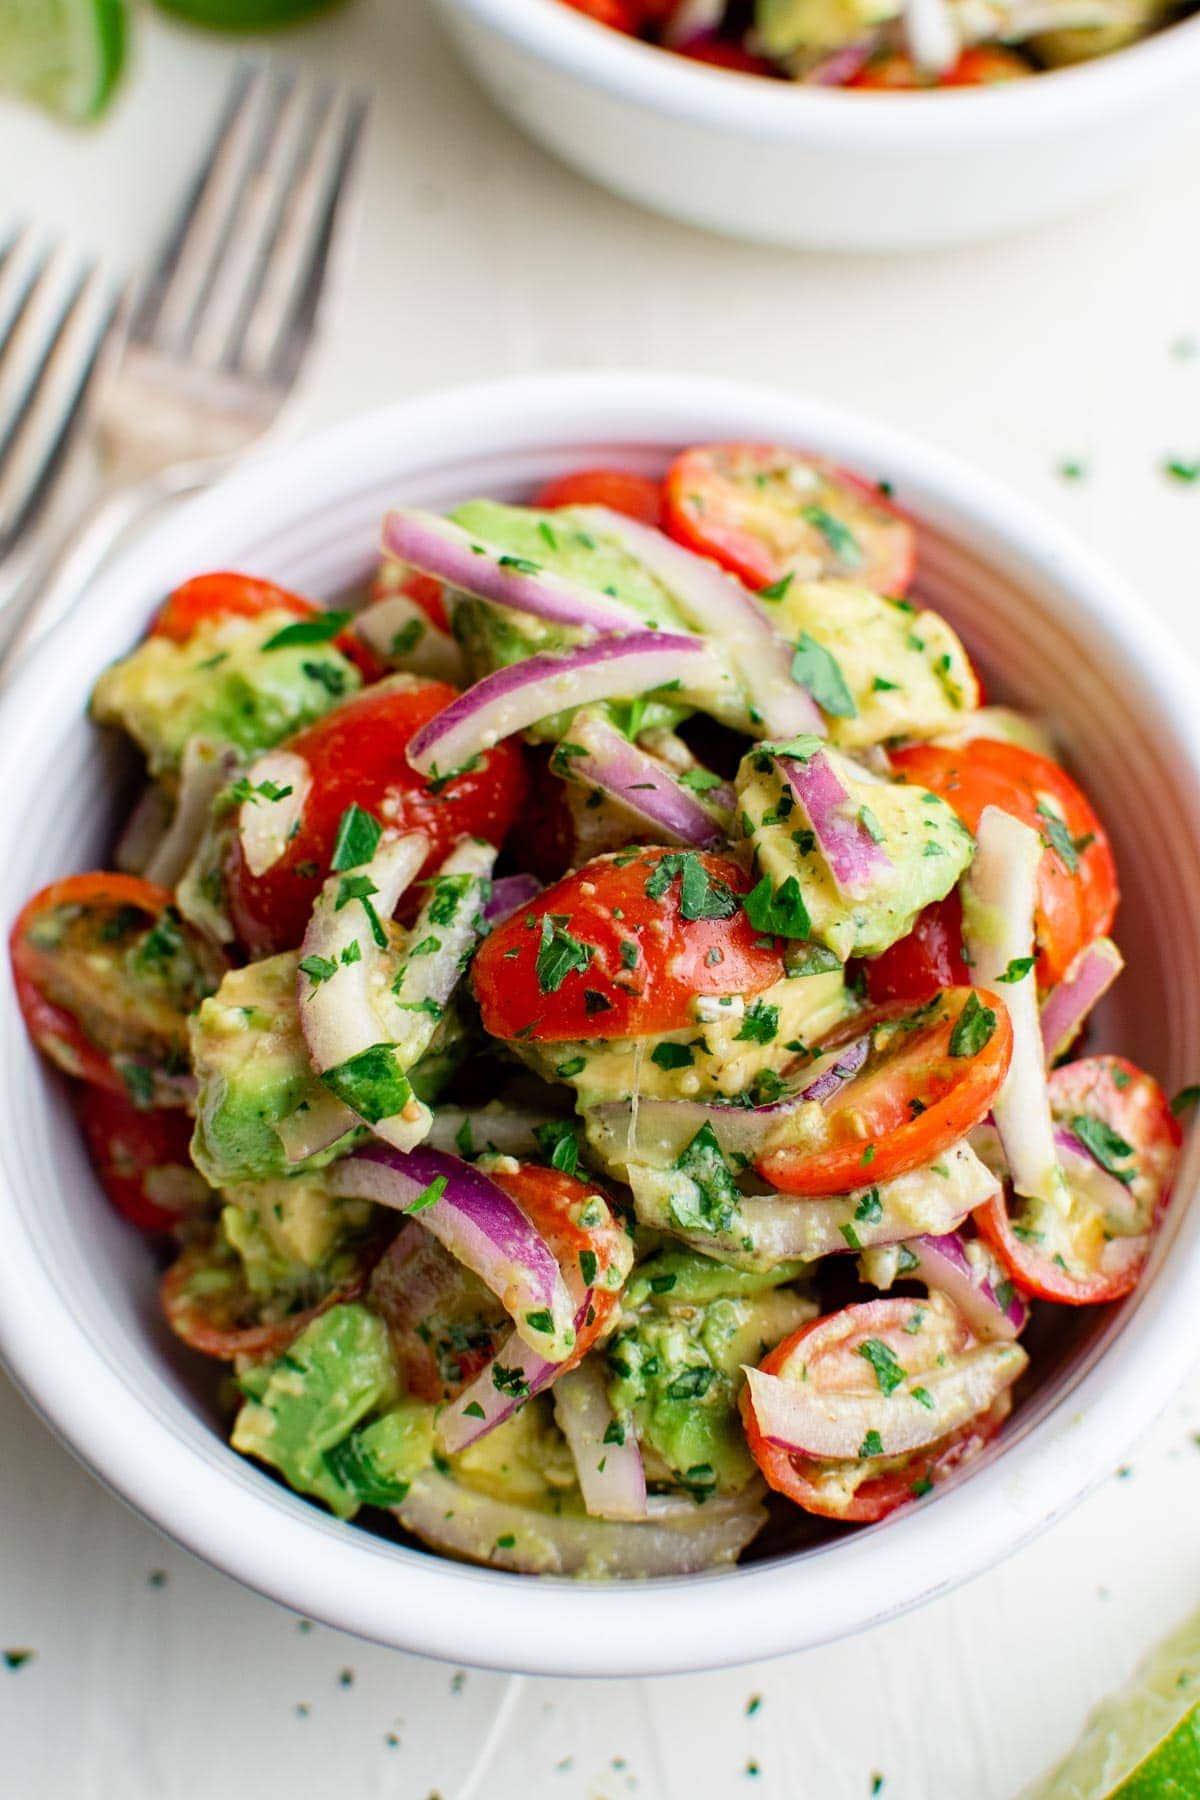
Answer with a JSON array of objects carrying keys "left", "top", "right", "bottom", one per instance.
[{"left": 3, "top": 457, "right": 223, "bottom": 670}]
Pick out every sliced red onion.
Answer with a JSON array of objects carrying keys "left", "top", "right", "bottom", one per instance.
[
  {"left": 553, "top": 1360, "right": 648, "bottom": 1522},
  {"left": 558, "top": 711, "right": 726, "bottom": 849},
  {"left": 900, "top": 1232, "right": 1029, "bottom": 1340},
  {"left": 406, "top": 633, "right": 718, "bottom": 777},
  {"left": 354, "top": 591, "right": 464, "bottom": 684},
  {"left": 627, "top": 1141, "right": 994, "bottom": 1268},
  {"left": 779, "top": 748, "right": 892, "bottom": 900},
  {"left": 1040, "top": 937, "right": 1123, "bottom": 1065},
  {"left": 382, "top": 508, "right": 646, "bottom": 636},
  {"left": 570, "top": 505, "right": 824, "bottom": 740},
  {"left": 144, "top": 739, "right": 240, "bottom": 889},
  {"left": 961, "top": 804, "right": 1069, "bottom": 1216},
  {"left": 330, "top": 1143, "right": 578, "bottom": 1361},
  {"left": 744, "top": 1337, "right": 1026, "bottom": 1463},
  {"left": 437, "top": 1294, "right": 593, "bottom": 1454},
  {"left": 589, "top": 1030, "right": 870, "bottom": 1168},
  {"left": 235, "top": 750, "right": 312, "bottom": 880},
  {"left": 484, "top": 873, "right": 542, "bottom": 925},
  {"left": 385, "top": 835, "right": 497, "bottom": 1047},
  {"left": 394, "top": 1470, "right": 766, "bottom": 1577},
  {"left": 425, "top": 1104, "right": 559, "bottom": 1159},
  {"left": 298, "top": 830, "right": 433, "bottom": 1152},
  {"left": 802, "top": 40, "right": 876, "bottom": 83}
]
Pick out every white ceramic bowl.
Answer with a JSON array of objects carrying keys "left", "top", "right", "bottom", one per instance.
[
  {"left": 1, "top": 372, "right": 1199, "bottom": 1676},
  {"left": 433, "top": 0, "right": 1200, "bottom": 249}
]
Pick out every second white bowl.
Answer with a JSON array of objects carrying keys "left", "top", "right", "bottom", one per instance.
[{"left": 434, "top": 0, "right": 1200, "bottom": 249}]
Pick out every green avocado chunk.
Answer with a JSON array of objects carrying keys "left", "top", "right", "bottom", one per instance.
[
  {"left": 232, "top": 1303, "right": 435, "bottom": 1519},
  {"left": 190, "top": 951, "right": 470, "bottom": 1185},
  {"left": 90, "top": 609, "right": 360, "bottom": 777},
  {"left": 606, "top": 1277, "right": 813, "bottom": 1495},
  {"left": 737, "top": 742, "right": 973, "bottom": 961}
]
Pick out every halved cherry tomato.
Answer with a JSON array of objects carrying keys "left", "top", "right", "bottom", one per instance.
[
  {"left": 673, "top": 36, "right": 778, "bottom": 76},
  {"left": 890, "top": 739, "right": 1118, "bottom": 987},
  {"left": 369, "top": 1226, "right": 508, "bottom": 1403},
  {"left": 472, "top": 847, "right": 784, "bottom": 1043},
  {"left": 76, "top": 1085, "right": 205, "bottom": 1233},
  {"left": 860, "top": 891, "right": 970, "bottom": 1004},
  {"left": 150, "top": 571, "right": 383, "bottom": 683},
  {"left": 740, "top": 1298, "right": 1011, "bottom": 1521},
  {"left": 976, "top": 1055, "right": 1180, "bottom": 1305},
  {"left": 533, "top": 468, "right": 663, "bottom": 526},
  {"left": 10, "top": 873, "right": 226, "bottom": 1103},
  {"left": 850, "top": 46, "right": 1031, "bottom": 87},
  {"left": 225, "top": 678, "right": 528, "bottom": 957},
  {"left": 662, "top": 443, "right": 916, "bottom": 596},
  {"left": 494, "top": 1161, "right": 630, "bottom": 1359},
  {"left": 759, "top": 988, "right": 1012, "bottom": 1195},
  {"left": 161, "top": 1225, "right": 385, "bottom": 1362}
]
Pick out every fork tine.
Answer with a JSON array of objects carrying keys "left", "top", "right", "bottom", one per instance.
[
  {"left": 0, "top": 266, "right": 121, "bottom": 555},
  {"left": 234, "top": 87, "right": 369, "bottom": 388},
  {"left": 187, "top": 68, "right": 300, "bottom": 371},
  {"left": 126, "top": 58, "right": 265, "bottom": 356},
  {"left": 0, "top": 259, "right": 98, "bottom": 471},
  {"left": 0, "top": 236, "right": 54, "bottom": 364},
  {"left": 0, "top": 281, "right": 122, "bottom": 558}
]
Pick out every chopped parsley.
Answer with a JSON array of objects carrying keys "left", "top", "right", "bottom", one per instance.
[
  {"left": 1070, "top": 1114, "right": 1136, "bottom": 1184},
  {"left": 858, "top": 1337, "right": 906, "bottom": 1397},
  {"left": 651, "top": 1041, "right": 695, "bottom": 1071},
  {"left": 735, "top": 1001, "right": 779, "bottom": 1045},
  {"left": 743, "top": 873, "right": 811, "bottom": 939},
  {"left": 948, "top": 991, "right": 997, "bottom": 1059},
  {"left": 758, "top": 573, "right": 794, "bottom": 603},
  {"left": 996, "top": 955, "right": 1036, "bottom": 984},
  {"left": 790, "top": 632, "right": 857, "bottom": 719},
  {"left": 335, "top": 874, "right": 387, "bottom": 950},
  {"left": 330, "top": 803, "right": 383, "bottom": 872},
  {"left": 669, "top": 1123, "right": 743, "bottom": 1238},
  {"left": 263, "top": 610, "right": 350, "bottom": 650},
  {"left": 677, "top": 767, "right": 724, "bottom": 794},
  {"left": 859, "top": 1430, "right": 883, "bottom": 1459},
  {"left": 321, "top": 1043, "right": 412, "bottom": 1124},
  {"left": 533, "top": 1118, "right": 582, "bottom": 1176},
  {"left": 535, "top": 913, "right": 593, "bottom": 993},
  {"left": 802, "top": 504, "right": 863, "bottom": 569}
]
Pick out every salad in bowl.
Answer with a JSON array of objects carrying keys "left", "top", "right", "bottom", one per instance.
[
  {"left": 562, "top": 0, "right": 1195, "bottom": 85},
  {"left": 9, "top": 444, "right": 1180, "bottom": 1582}
]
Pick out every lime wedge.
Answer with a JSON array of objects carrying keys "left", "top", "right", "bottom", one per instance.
[
  {"left": 1026, "top": 1608, "right": 1200, "bottom": 1798},
  {"left": 0, "top": 0, "right": 126, "bottom": 122},
  {"left": 151, "top": 0, "right": 348, "bottom": 29}
]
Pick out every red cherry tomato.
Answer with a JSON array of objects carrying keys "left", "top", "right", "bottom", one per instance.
[
  {"left": 850, "top": 46, "right": 1031, "bottom": 87},
  {"left": 861, "top": 891, "right": 970, "bottom": 1004},
  {"left": 673, "top": 36, "right": 778, "bottom": 75},
  {"left": 225, "top": 679, "right": 528, "bottom": 957},
  {"left": 558, "top": 0, "right": 645, "bottom": 28},
  {"left": 976, "top": 1055, "right": 1180, "bottom": 1305},
  {"left": 76, "top": 1086, "right": 203, "bottom": 1233},
  {"left": 473, "top": 847, "right": 784, "bottom": 1044},
  {"left": 741, "top": 1298, "right": 1010, "bottom": 1522},
  {"left": 10, "top": 872, "right": 225, "bottom": 1102},
  {"left": 662, "top": 443, "right": 916, "bottom": 596},
  {"left": 758, "top": 988, "right": 1012, "bottom": 1196},
  {"left": 890, "top": 739, "right": 1118, "bottom": 986},
  {"left": 150, "top": 571, "right": 382, "bottom": 682},
  {"left": 494, "top": 1161, "right": 629, "bottom": 1359},
  {"left": 533, "top": 468, "right": 664, "bottom": 526}
]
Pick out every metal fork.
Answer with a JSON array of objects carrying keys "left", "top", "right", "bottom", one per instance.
[{"left": 2, "top": 58, "right": 370, "bottom": 663}]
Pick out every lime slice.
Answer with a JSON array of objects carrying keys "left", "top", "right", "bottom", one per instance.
[
  {"left": 151, "top": 0, "right": 348, "bottom": 29},
  {"left": 1026, "top": 1608, "right": 1200, "bottom": 1798},
  {"left": 0, "top": 0, "right": 126, "bottom": 122}
]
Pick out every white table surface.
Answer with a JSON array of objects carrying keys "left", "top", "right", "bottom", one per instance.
[{"left": 4, "top": 6, "right": 1200, "bottom": 1796}]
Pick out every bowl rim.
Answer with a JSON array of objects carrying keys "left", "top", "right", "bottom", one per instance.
[
  {"left": 2, "top": 369, "right": 1200, "bottom": 1677},
  {"left": 437, "top": 0, "right": 1200, "bottom": 146}
]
